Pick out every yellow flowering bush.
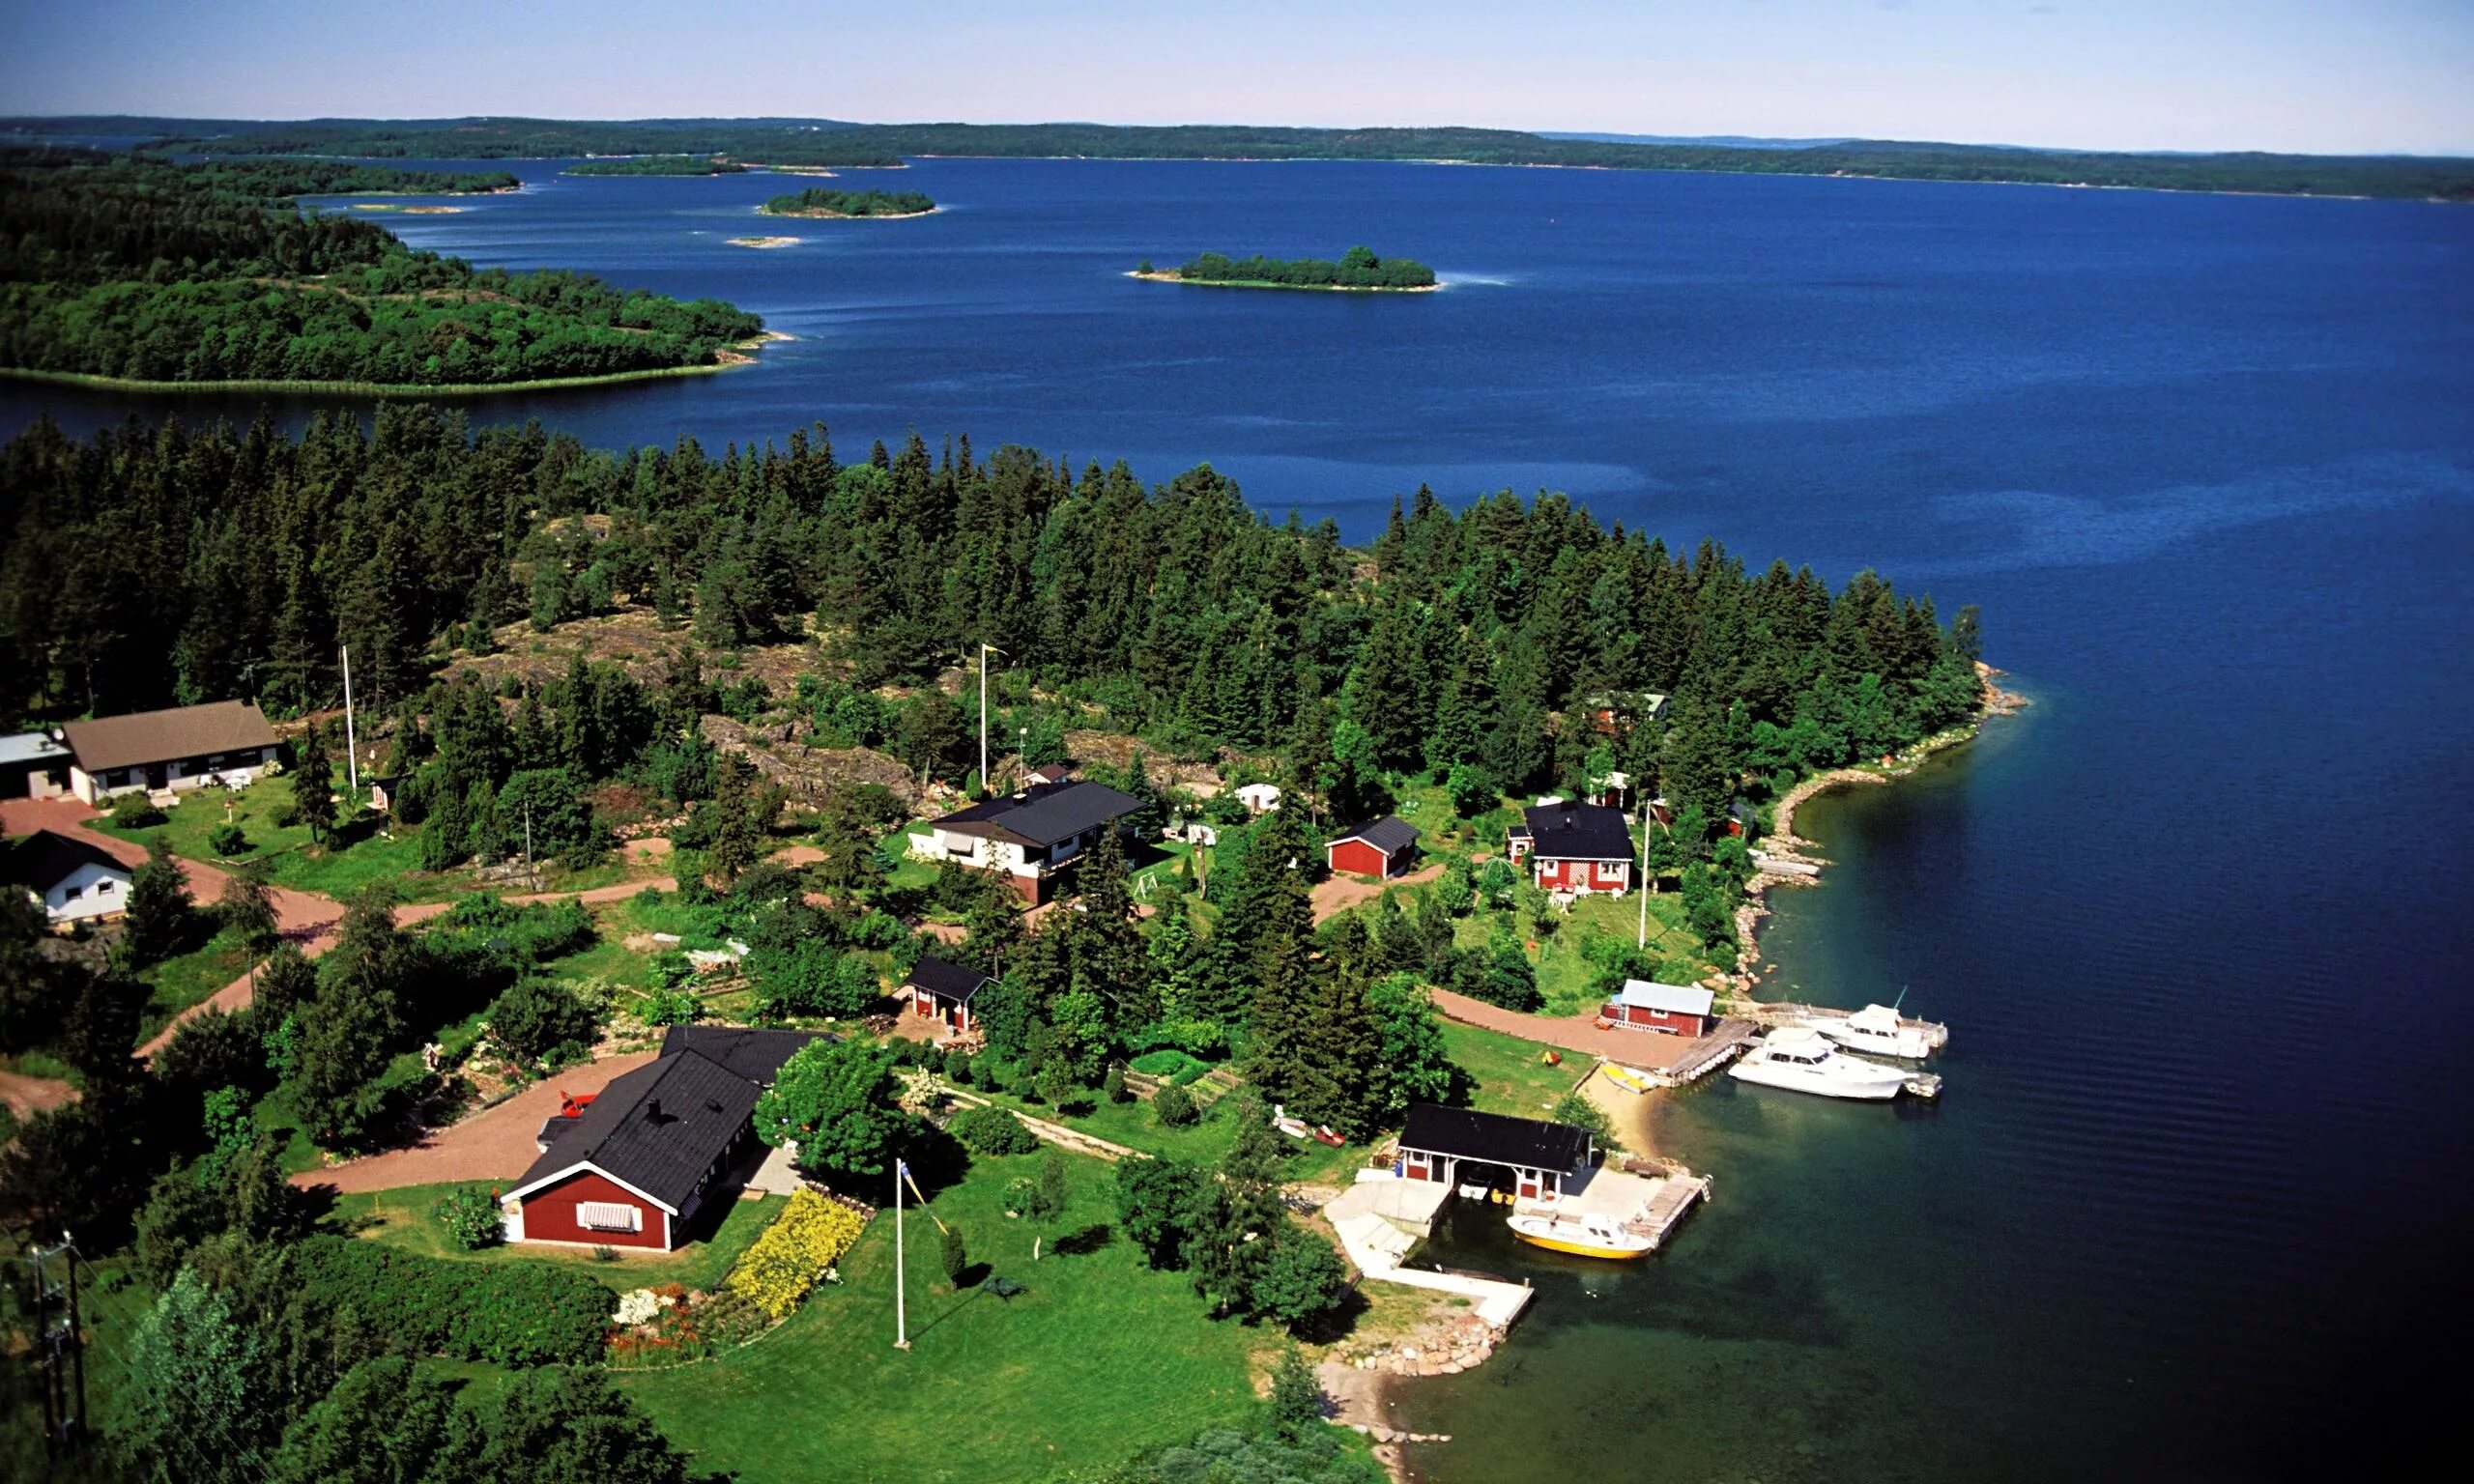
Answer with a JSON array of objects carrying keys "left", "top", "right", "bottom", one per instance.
[{"left": 726, "top": 1190, "right": 869, "bottom": 1321}]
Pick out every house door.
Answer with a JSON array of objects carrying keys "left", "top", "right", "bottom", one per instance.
[{"left": 145, "top": 763, "right": 168, "bottom": 789}]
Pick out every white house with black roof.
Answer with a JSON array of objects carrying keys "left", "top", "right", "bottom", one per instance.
[
  {"left": 905, "top": 954, "right": 993, "bottom": 1035},
  {"left": 7, "top": 829, "right": 133, "bottom": 925},
  {"left": 1394, "top": 1102, "right": 1598, "bottom": 1205},
  {"left": 907, "top": 770, "right": 1147, "bottom": 903},
  {"left": 1508, "top": 798, "right": 1637, "bottom": 897},
  {"left": 503, "top": 1026, "right": 821, "bottom": 1250}
]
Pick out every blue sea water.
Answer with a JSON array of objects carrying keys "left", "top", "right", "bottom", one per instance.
[{"left": 6, "top": 157, "right": 2471, "bottom": 1480}]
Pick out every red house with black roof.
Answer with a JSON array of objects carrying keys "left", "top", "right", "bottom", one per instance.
[
  {"left": 1395, "top": 1103, "right": 1597, "bottom": 1204},
  {"left": 1326, "top": 815, "right": 1419, "bottom": 880},
  {"left": 503, "top": 1026, "right": 820, "bottom": 1250},
  {"left": 1507, "top": 799, "right": 1635, "bottom": 897},
  {"left": 906, "top": 954, "right": 993, "bottom": 1034}
]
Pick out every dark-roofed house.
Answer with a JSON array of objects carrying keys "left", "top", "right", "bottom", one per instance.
[
  {"left": 906, "top": 955, "right": 992, "bottom": 1034},
  {"left": 1326, "top": 816, "right": 1419, "bottom": 880},
  {"left": 1395, "top": 1103, "right": 1597, "bottom": 1205},
  {"left": 503, "top": 1028, "right": 821, "bottom": 1250},
  {"left": 7, "top": 829, "right": 133, "bottom": 925},
  {"left": 60, "top": 700, "right": 280, "bottom": 805},
  {"left": 1508, "top": 799, "right": 1636, "bottom": 898},
  {"left": 906, "top": 773, "right": 1147, "bottom": 903}
]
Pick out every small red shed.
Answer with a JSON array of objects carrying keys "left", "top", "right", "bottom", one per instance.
[
  {"left": 1603, "top": 979, "right": 1715, "bottom": 1038},
  {"left": 1325, "top": 816, "right": 1420, "bottom": 880}
]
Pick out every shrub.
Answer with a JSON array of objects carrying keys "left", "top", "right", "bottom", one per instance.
[
  {"left": 592, "top": 1245, "right": 619, "bottom": 1263},
  {"left": 206, "top": 822, "right": 249, "bottom": 857},
  {"left": 938, "top": 1224, "right": 967, "bottom": 1285},
  {"left": 950, "top": 1104, "right": 1038, "bottom": 1156},
  {"left": 639, "top": 986, "right": 700, "bottom": 1026},
  {"left": 1104, "top": 1066, "right": 1130, "bottom": 1103},
  {"left": 109, "top": 793, "right": 165, "bottom": 829},
  {"left": 941, "top": 1048, "right": 973, "bottom": 1086},
  {"left": 1153, "top": 1083, "right": 1198, "bottom": 1127},
  {"left": 432, "top": 1185, "right": 505, "bottom": 1251},
  {"left": 282, "top": 1236, "right": 612, "bottom": 1364},
  {"left": 726, "top": 1189, "right": 868, "bottom": 1321},
  {"left": 487, "top": 979, "right": 600, "bottom": 1064}
]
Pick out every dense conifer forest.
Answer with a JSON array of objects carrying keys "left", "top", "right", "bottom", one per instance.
[
  {"left": 1164, "top": 246, "right": 1435, "bottom": 289},
  {"left": 0, "top": 404, "right": 1982, "bottom": 826},
  {"left": 759, "top": 187, "right": 935, "bottom": 216},
  {"left": 0, "top": 152, "right": 764, "bottom": 386},
  {"left": 15, "top": 114, "right": 2464, "bottom": 198},
  {"left": 563, "top": 156, "right": 747, "bottom": 176}
]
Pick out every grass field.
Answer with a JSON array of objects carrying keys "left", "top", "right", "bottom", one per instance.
[
  {"left": 1442, "top": 1019, "right": 1596, "bottom": 1120},
  {"left": 960, "top": 1082, "right": 1362, "bottom": 1184},
  {"left": 620, "top": 1149, "right": 1268, "bottom": 1484},
  {"left": 137, "top": 928, "right": 254, "bottom": 1039},
  {"left": 329, "top": 1179, "right": 780, "bottom": 1293}
]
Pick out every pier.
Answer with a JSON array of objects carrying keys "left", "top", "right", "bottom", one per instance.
[
  {"left": 1739, "top": 1000, "right": 1950, "bottom": 1049},
  {"left": 1324, "top": 1173, "right": 1535, "bottom": 1327}
]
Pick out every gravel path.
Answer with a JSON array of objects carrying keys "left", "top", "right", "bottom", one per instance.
[
  {"left": 1426, "top": 986, "right": 1701, "bottom": 1070},
  {"left": 0, "top": 1068, "right": 76, "bottom": 1120},
  {"left": 290, "top": 1048, "right": 663, "bottom": 1194}
]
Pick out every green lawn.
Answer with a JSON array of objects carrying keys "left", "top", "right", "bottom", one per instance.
[
  {"left": 328, "top": 1180, "right": 780, "bottom": 1293},
  {"left": 621, "top": 1150, "right": 1267, "bottom": 1484},
  {"left": 102, "top": 777, "right": 652, "bottom": 904},
  {"left": 961, "top": 1082, "right": 1361, "bottom": 1184},
  {"left": 1443, "top": 1019, "right": 1594, "bottom": 1121},
  {"left": 137, "top": 928, "right": 254, "bottom": 1038}
]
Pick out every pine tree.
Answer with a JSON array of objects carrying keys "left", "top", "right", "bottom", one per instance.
[
  {"left": 125, "top": 838, "right": 195, "bottom": 966},
  {"left": 291, "top": 721, "right": 337, "bottom": 844}
]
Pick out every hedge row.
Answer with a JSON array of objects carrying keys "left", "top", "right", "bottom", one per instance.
[{"left": 284, "top": 1236, "right": 617, "bottom": 1365}]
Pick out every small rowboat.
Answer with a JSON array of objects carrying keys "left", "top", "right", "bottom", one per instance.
[
  {"left": 1507, "top": 1212, "right": 1654, "bottom": 1260},
  {"left": 1599, "top": 1064, "right": 1657, "bottom": 1095}
]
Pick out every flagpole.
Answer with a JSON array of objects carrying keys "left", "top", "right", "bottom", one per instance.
[{"left": 893, "top": 1159, "right": 909, "bottom": 1350}]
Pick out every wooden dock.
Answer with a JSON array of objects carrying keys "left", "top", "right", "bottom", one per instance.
[
  {"left": 1652, "top": 1018, "right": 1758, "bottom": 1086},
  {"left": 1622, "top": 1171, "right": 1712, "bottom": 1249}
]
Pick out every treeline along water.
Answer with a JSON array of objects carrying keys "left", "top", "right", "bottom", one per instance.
[{"left": 5, "top": 156, "right": 2470, "bottom": 1479}]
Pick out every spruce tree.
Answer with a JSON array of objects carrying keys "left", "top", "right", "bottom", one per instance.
[
  {"left": 125, "top": 839, "right": 195, "bottom": 966},
  {"left": 291, "top": 720, "right": 337, "bottom": 844}
]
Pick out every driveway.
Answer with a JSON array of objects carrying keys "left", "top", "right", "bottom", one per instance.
[
  {"left": 1428, "top": 986, "right": 1706, "bottom": 1070},
  {"left": 290, "top": 1048, "right": 663, "bottom": 1194},
  {"left": 0, "top": 1067, "right": 76, "bottom": 1121},
  {"left": 1310, "top": 860, "right": 1448, "bottom": 923}
]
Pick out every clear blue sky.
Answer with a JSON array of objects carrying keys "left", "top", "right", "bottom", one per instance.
[{"left": 6, "top": 0, "right": 2471, "bottom": 155}]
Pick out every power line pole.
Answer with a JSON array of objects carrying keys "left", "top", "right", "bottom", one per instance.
[
  {"left": 893, "top": 1159, "right": 909, "bottom": 1350},
  {"left": 978, "top": 642, "right": 992, "bottom": 797},
  {"left": 339, "top": 643, "right": 360, "bottom": 792},
  {"left": 28, "top": 1235, "right": 86, "bottom": 1459},
  {"left": 523, "top": 798, "right": 538, "bottom": 894}
]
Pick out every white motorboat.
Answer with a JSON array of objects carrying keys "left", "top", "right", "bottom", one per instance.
[
  {"left": 1810, "top": 1003, "right": 1946, "bottom": 1061},
  {"left": 1729, "top": 1027, "right": 1936, "bottom": 1100}
]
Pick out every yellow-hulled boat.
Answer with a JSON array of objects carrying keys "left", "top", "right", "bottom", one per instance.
[
  {"left": 1599, "top": 1064, "right": 1658, "bottom": 1095},
  {"left": 1506, "top": 1212, "right": 1655, "bottom": 1260}
]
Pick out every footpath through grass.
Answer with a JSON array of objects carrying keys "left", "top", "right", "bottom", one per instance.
[{"left": 621, "top": 1151, "right": 1264, "bottom": 1484}]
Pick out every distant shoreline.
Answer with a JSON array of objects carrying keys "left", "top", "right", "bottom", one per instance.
[
  {"left": 1127, "top": 269, "right": 1440, "bottom": 293},
  {"left": 757, "top": 204, "right": 938, "bottom": 219},
  {"left": 0, "top": 335, "right": 788, "bottom": 397},
  {"left": 728, "top": 236, "right": 800, "bottom": 249}
]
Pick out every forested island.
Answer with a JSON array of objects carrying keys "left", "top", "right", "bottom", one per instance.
[
  {"left": 1140, "top": 246, "right": 1437, "bottom": 291},
  {"left": 0, "top": 150, "right": 767, "bottom": 389},
  {"left": 18, "top": 113, "right": 2470, "bottom": 199},
  {"left": 565, "top": 156, "right": 748, "bottom": 176},
  {"left": 760, "top": 186, "right": 935, "bottom": 217}
]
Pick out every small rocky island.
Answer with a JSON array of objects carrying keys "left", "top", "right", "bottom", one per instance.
[
  {"left": 566, "top": 156, "right": 749, "bottom": 176},
  {"left": 1135, "top": 245, "right": 1438, "bottom": 291},
  {"left": 759, "top": 187, "right": 935, "bottom": 218}
]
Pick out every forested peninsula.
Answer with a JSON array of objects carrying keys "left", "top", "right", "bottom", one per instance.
[
  {"left": 0, "top": 151, "right": 766, "bottom": 389},
  {"left": 564, "top": 156, "right": 747, "bottom": 176},
  {"left": 1141, "top": 246, "right": 1437, "bottom": 291},
  {"left": 760, "top": 187, "right": 935, "bottom": 217},
  {"left": 24, "top": 114, "right": 2472, "bottom": 199}
]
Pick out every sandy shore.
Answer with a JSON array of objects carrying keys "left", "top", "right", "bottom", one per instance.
[{"left": 727, "top": 236, "right": 800, "bottom": 248}]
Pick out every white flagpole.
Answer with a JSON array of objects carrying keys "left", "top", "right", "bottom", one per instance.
[
  {"left": 894, "top": 1159, "right": 909, "bottom": 1350},
  {"left": 339, "top": 644, "right": 360, "bottom": 791}
]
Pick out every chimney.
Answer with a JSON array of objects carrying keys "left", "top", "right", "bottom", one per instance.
[{"left": 645, "top": 1099, "right": 662, "bottom": 1123}]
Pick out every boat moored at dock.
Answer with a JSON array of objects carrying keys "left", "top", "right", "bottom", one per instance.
[
  {"left": 1808, "top": 1002, "right": 1948, "bottom": 1060},
  {"left": 1508, "top": 1211, "right": 1656, "bottom": 1260},
  {"left": 1729, "top": 1026, "right": 1942, "bottom": 1099}
]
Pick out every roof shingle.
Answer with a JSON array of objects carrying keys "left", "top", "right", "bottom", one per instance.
[{"left": 61, "top": 700, "right": 276, "bottom": 774}]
